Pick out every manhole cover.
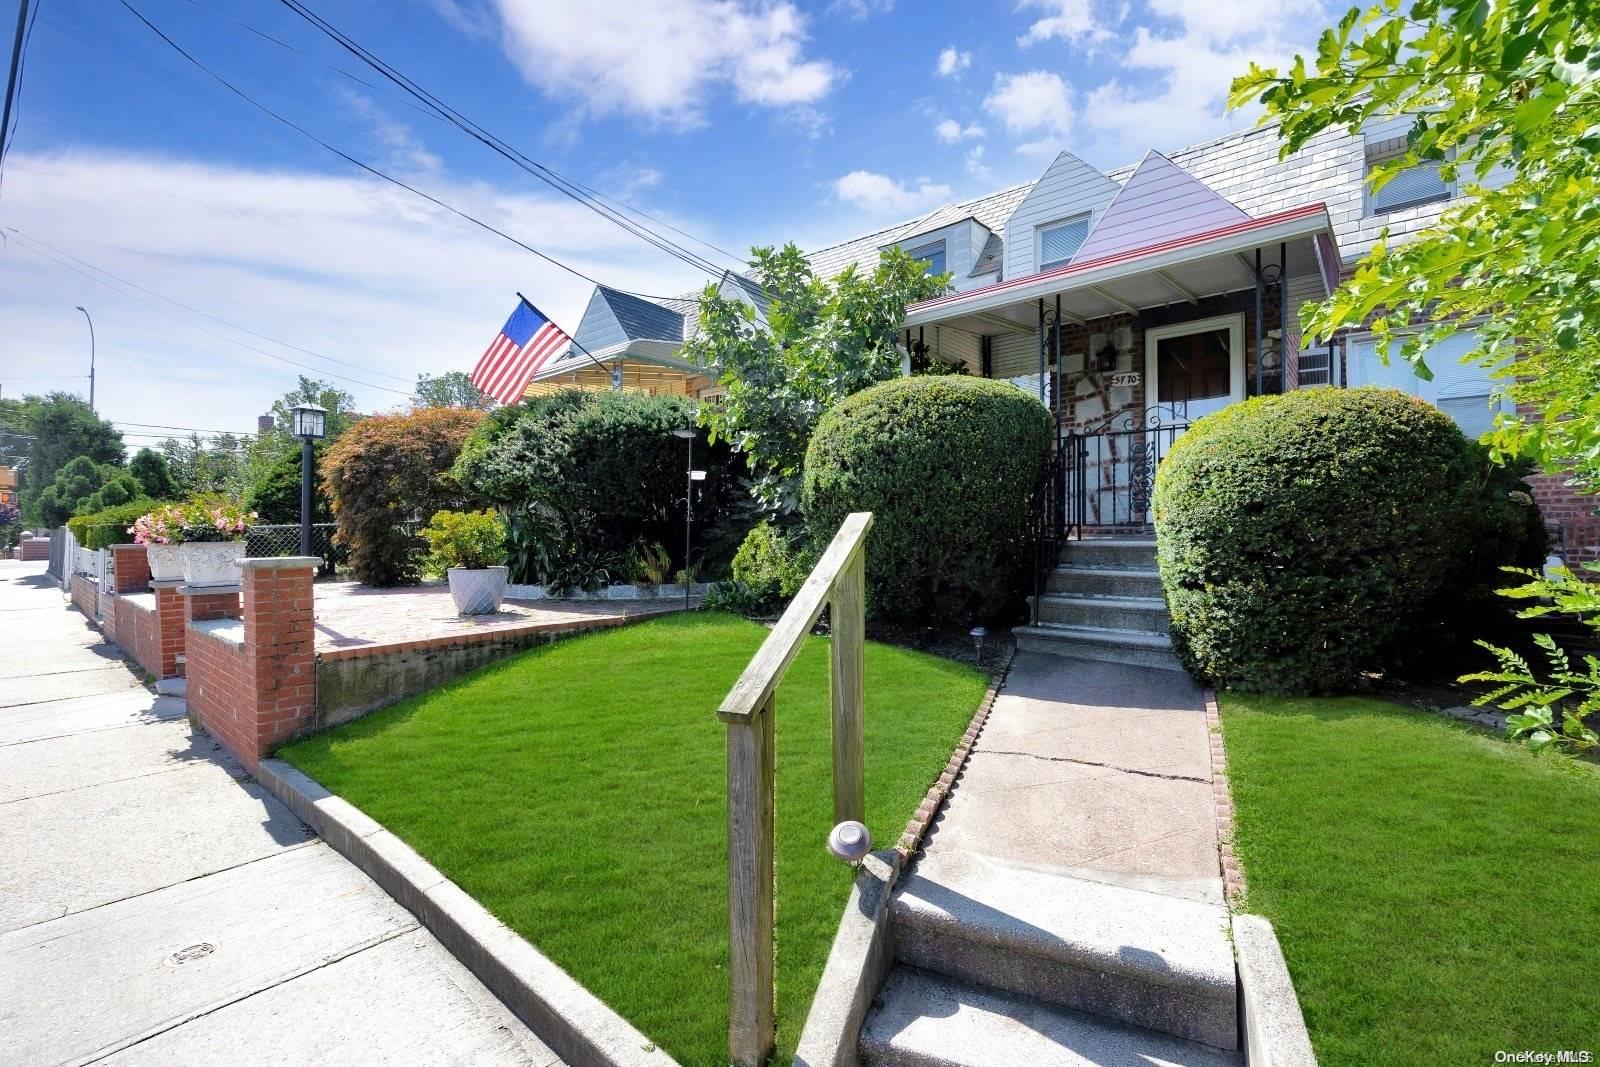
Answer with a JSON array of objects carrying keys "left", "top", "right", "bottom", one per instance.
[{"left": 168, "top": 943, "right": 216, "bottom": 965}]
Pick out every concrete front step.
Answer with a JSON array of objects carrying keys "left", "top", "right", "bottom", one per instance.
[
  {"left": 891, "top": 853, "right": 1238, "bottom": 1050},
  {"left": 1033, "top": 593, "right": 1170, "bottom": 634},
  {"left": 861, "top": 968, "right": 1243, "bottom": 1067},
  {"left": 1014, "top": 623, "right": 1184, "bottom": 671},
  {"left": 1046, "top": 565, "right": 1164, "bottom": 599},
  {"left": 1058, "top": 537, "right": 1158, "bottom": 569}
]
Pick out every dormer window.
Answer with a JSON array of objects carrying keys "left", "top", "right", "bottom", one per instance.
[
  {"left": 1365, "top": 144, "right": 1451, "bottom": 215},
  {"left": 1038, "top": 214, "right": 1090, "bottom": 271},
  {"left": 909, "top": 240, "right": 946, "bottom": 276}
]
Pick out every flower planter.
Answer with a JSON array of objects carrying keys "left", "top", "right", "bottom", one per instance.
[
  {"left": 448, "top": 566, "right": 509, "bottom": 615},
  {"left": 146, "top": 543, "right": 185, "bottom": 582},
  {"left": 181, "top": 541, "right": 246, "bottom": 587}
]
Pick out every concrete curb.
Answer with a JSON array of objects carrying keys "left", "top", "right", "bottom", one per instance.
[
  {"left": 1234, "top": 914, "right": 1318, "bottom": 1066},
  {"left": 255, "top": 758, "right": 679, "bottom": 1067},
  {"left": 793, "top": 650, "right": 1016, "bottom": 1066}
]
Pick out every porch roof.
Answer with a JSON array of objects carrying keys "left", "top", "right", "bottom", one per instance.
[{"left": 902, "top": 202, "right": 1340, "bottom": 333}]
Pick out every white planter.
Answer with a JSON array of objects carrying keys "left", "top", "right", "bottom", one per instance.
[
  {"left": 146, "top": 543, "right": 185, "bottom": 582},
  {"left": 181, "top": 541, "right": 246, "bottom": 587},
  {"left": 448, "top": 566, "right": 509, "bottom": 615}
]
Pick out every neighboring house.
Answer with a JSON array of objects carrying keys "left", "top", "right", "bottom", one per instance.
[{"left": 529, "top": 118, "right": 1594, "bottom": 561}]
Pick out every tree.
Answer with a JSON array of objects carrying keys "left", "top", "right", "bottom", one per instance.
[
  {"left": 159, "top": 433, "right": 249, "bottom": 499},
  {"left": 245, "top": 445, "right": 332, "bottom": 525},
  {"left": 415, "top": 371, "right": 492, "bottom": 410},
  {"left": 129, "top": 448, "right": 181, "bottom": 500},
  {"left": 34, "top": 456, "right": 134, "bottom": 526},
  {"left": 682, "top": 245, "right": 949, "bottom": 517},
  {"left": 6, "top": 393, "right": 123, "bottom": 525},
  {"left": 320, "top": 407, "right": 485, "bottom": 586},
  {"left": 1230, "top": 0, "right": 1600, "bottom": 490}
]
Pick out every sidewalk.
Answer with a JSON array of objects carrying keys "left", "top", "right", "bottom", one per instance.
[{"left": 0, "top": 560, "right": 562, "bottom": 1065}]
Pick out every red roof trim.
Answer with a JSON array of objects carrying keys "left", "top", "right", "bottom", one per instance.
[{"left": 907, "top": 202, "right": 1332, "bottom": 314}]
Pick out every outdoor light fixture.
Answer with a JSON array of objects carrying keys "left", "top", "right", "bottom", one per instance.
[
  {"left": 969, "top": 626, "right": 988, "bottom": 663},
  {"left": 827, "top": 820, "right": 872, "bottom": 864},
  {"left": 672, "top": 426, "right": 696, "bottom": 608},
  {"left": 292, "top": 403, "right": 328, "bottom": 558}
]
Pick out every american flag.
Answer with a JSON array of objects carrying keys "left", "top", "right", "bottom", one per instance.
[{"left": 471, "top": 298, "right": 569, "bottom": 405}]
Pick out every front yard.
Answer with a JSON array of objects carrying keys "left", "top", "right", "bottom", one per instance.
[
  {"left": 1220, "top": 693, "right": 1600, "bottom": 1065},
  {"left": 279, "top": 611, "right": 987, "bottom": 1065}
]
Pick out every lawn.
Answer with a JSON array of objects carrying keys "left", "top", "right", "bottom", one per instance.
[
  {"left": 279, "top": 611, "right": 987, "bottom": 1066},
  {"left": 1219, "top": 693, "right": 1600, "bottom": 1065}
]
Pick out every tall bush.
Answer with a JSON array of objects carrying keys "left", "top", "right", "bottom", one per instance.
[
  {"left": 802, "top": 376, "right": 1051, "bottom": 624},
  {"left": 321, "top": 407, "right": 485, "bottom": 586},
  {"left": 66, "top": 497, "right": 162, "bottom": 550},
  {"left": 1154, "top": 387, "right": 1538, "bottom": 693},
  {"left": 453, "top": 389, "right": 740, "bottom": 584}
]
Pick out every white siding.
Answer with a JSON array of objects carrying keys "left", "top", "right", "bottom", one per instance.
[
  {"left": 887, "top": 219, "right": 993, "bottom": 293},
  {"left": 1348, "top": 329, "right": 1510, "bottom": 438},
  {"left": 1002, "top": 151, "right": 1120, "bottom": 280}
]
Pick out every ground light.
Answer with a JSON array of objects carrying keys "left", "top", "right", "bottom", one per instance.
[{"left": 827, "top": 820, "right": 872, "bottom": 864}]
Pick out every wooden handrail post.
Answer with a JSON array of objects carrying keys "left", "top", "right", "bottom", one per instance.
[
  {"left": 727, "top": 693, "right": 776, "bottom": 1067},
  {"left": 830, "top": 549, "right": 866, "bottom": 826}
]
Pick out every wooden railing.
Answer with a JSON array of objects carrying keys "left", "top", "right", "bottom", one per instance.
[{"left": 717, "top": 511, "right": 873, "bottom": 1067}]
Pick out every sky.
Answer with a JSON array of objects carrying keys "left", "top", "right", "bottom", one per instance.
[{"left": 0, "top": 0, "right": 1338, "bottom": 450}]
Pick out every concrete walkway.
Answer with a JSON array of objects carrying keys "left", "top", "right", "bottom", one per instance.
[{"left": 0, "top": 560, "right": 562, "bottom": 1066}]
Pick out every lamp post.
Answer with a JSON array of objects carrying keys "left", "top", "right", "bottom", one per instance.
[
  {"left": 291, "top": 403, "right": 327, "bottom": 557},
  {"left": 74, "top": 306, "right": 95, "bottom": 412},
  {"left": 671, "top": 427, "right": 698, "bottom": 608}
]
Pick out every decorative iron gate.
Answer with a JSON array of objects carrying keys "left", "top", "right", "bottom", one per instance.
[{"left": 1030, "top": 405, "right": 1190, "bottom": 623}]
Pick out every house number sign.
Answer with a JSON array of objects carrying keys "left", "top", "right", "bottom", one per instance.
[{"left": 1108, "top": 372, "right": 1141, "bottom": 387}]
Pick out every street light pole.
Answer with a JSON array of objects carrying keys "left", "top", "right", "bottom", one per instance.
[
  {"left": 291, "top": 404, "right": 328, "bottom": 560},
  {"left": 74, "top": 306, "right": 95, "bottom": 412},
  {"left": 671, "top": 427, "right": 696, "bottom": 608}
]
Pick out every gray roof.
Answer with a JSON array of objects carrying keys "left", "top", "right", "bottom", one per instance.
[
  {"left": 804, "top": 182, "right": 1032, "bottom": 280},
  {"left": 597, "top": 286, "right": 685, "bottom": 342},
  {"left": 970, "top": 231, "right": 1003, "bottom": 277}
]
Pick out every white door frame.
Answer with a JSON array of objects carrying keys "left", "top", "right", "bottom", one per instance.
[{"left": 1143, "top": 312, "right": 1246, "bottom": 417}]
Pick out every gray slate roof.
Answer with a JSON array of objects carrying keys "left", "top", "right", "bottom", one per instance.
[{"left": 804, "top": 182, "right": 1032, "bottom": 280}]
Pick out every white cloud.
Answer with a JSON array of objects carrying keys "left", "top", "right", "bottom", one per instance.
[
  {"left": 831, "top": 171, "right": 952, "bottom": 214},
  {"left": 830, "top": 0, "right": 894, "bottom": 18},
  {"left": 487, "top": 0, "right": 839, "bottom": 125},
  {"left": 0, "top": 150, "right": 710, "bottom": 439},
  {"left": 1073, "top": 0, "right": 1331, "bottom": 160},
  {"left": 936, "top": 47, "right": 972, "bottom": 77},
  {"left": 1017, "top": 0, "right": 1110, "bottom": 45},
  {"left": 964, "top": 145, "right": 995, "bottom": 181},
  {"left": 335, "top": 88, "right": 442, "bottom": 175},
  {"left": 934, "top": 118, "right": 985, "bottom": 144},
  {"left": 984, "top": 71, "right": 1074, "bottom": 155}
]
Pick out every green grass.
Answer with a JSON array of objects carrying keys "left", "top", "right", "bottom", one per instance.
[
  {"left": 1219, "top": 693, "right": 1600, "bottom": 1065},
  {"left": 280, "top": 612, "right": 986, "bottom": 1066}
]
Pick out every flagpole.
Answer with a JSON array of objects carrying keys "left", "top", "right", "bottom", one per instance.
[{"left": 516, "top": 292, "right": 619, "bottom": 389}]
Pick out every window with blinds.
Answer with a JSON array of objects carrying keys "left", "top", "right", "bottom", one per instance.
[
  {"left": 1368, "top": 158, "right": 1451, "bottom": 214},
  {"left": 1038, "top": 215, "right": 1090, "bottom": 271}
]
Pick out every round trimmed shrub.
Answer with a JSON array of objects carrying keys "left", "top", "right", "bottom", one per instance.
[
  {"left": 1155, "top": 387, "right": 1485, "bottom": 693},
  {"left": 802, "top": 376, "right": 1051, "bottom": 624}
]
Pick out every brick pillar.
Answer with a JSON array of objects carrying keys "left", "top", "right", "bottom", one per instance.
[
  {"left": 108, "top": 544, "right": 152, "bottom": 594},
  {"left": 241, "top": 557, "right": 320, "bottom": 758},
  {"left": 153, "top": 580, "right": 187, "bottom": 678}
]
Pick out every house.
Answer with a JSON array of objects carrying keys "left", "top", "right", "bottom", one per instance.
[{"left": 531, "top": 117, "right": 1594, "bottom": 564}]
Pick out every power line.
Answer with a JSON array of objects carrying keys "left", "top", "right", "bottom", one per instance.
[
  {"left": 118, "top": 0, "right": 661, "bottom": 304},
  {"left": 0, "top": 0, "right": 40, "bottom": 197},
  {"left": 276, "top": 0, "right": 742, "bottom": 279},
  {"left": 3, "top": 229, "right": 417, "bottom": 396},
  {"left": 114, "top": 420, "right": 262, "bottom": 436},
  {"left": 3, "top": 225, "right": 414, "bottom": 384}
]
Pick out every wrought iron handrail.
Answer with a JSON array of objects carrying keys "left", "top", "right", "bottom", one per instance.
[{"left": 716, "top": 511, "right": 872, "bottom": 1067}]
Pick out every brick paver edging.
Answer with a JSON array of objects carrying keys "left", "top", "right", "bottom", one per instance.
[
  {"left": 1203, "top": 687, "right": 1246, "bottom": 905},
  {"left": 254, "top": 759, "right": 680, "bottom": 1067},
  {"left": 894, "top": 646, "right": 1016, "bottom": 860}
]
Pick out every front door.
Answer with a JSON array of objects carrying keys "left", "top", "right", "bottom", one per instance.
[{"left": 1144, "top": 313, "right": 1245, "bottom": 422}]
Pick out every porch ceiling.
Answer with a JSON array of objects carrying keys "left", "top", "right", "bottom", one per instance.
[{"left": 904, "top": 203, "right": 1338, "bottom": 333}]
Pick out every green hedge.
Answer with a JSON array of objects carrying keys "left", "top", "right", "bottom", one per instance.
[
  {"left": 802, "top": 376, "right": 1051, "bottom": 624},
  {"left": 1154, "top": 387, "right": 1539, "bottom": 693},
  {"left": 67, "top": 498, "right": 162, "bottom": 550}
]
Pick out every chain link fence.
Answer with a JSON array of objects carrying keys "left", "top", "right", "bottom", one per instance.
[{"left": 67, "top": 520, "right": 433, "bottom": 579}]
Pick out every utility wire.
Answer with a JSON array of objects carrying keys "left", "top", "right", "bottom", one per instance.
[
  {"left": 274, "top": 0, "right": 745, "bottom": 277},
  {"left": 4, "top": 228, "right": 417, "bottom": 396},
  {"left": 0, "top": 0, "right": 40, "bottom": 196},
  {"left": 3, "top": 225, "right": 414, "bottom": 384}
]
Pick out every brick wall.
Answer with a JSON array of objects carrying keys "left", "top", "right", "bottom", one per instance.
[
  {"left": 184, "top": 558, "right": 319, "bottom": 771},
  {"left": 109, "top": 544, "right": 151, "bottom": 594},
  {"left": 112, "top": 596, "right": 162, "bottom": 678},
  {"left": 70, "top": 574, "right": 98, "bottom": 617},
  {"left": 18, "top": 538, "right": 50, "bottom": 561},
  {"left": 1528, "top": 472, "right": 1599, "bottom": 565}
]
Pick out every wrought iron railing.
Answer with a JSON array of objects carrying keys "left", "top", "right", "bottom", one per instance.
[{"left": 1029, "top": 405, "right": 1191, "bottom": 623}]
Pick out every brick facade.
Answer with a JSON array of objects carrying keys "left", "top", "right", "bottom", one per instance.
[
  {"left": 1528, "top": 472, "right": 1599, "bottom": 565},
  {"left": 185, "top": 558, "right": 319, "bottom": 771},
  {"left": 69, "top": 573, "right": 98, "bottom": 618}
]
